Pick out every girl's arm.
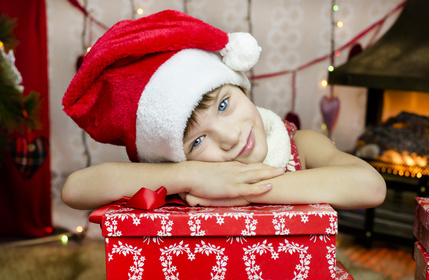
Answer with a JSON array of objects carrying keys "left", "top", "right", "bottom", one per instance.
[
  {"left": 184, "top": 130, "right": 387, "bottom": 210},
  {"left": 61, "top": 160, "right": 284, "bottom": 210}
]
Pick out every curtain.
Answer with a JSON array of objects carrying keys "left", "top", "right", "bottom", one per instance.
[{"left": 0, "top": 0, "right": 52, "bottom": 237}]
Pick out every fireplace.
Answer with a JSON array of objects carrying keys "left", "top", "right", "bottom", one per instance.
[
  {"left": 357, "top": 108, "right": 429, "bottom": 179},
  {"left": 327, "top": 0, "right": 429, "bottom": 247}
]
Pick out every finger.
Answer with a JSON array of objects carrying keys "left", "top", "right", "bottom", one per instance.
[
  {"left": 186, "top": 194, "right": 211, "bottom": 207},
  {"left": 220, "top": 183, "right": 272, "bottom": 199},
  {"left": 238, "top": 162, "right": 281, "bottom": 171},
  {"left": 236, "top": 183, "right": 273, "bottom": 197},
  {"left": 178, "top": 192, "right": 187, "bottom": 201},
  {"left": 186, "top": 194, "right": 249, "bottom": 207},
  {"left": 240, "top": 167, "right": 285, "bottom": 184}
]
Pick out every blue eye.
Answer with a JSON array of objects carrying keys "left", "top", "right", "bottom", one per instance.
[
  {"left": 218, "top": 98, "right": 228, "bottom": 113},
  {"left": 192, "top": 136, "right": 205, "bottom": 148}
]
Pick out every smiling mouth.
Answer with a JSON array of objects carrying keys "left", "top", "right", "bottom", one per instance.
[{"left": 238, "top": 130, "right": 255, "bottom": 158}]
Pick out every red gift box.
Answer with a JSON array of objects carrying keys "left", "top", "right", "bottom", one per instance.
[
  {"left": 94, "top": 203, "right": 338, "bottom": 280},
  {"left": 336, "top": 261, "right": 354, "bottom": 280},
  {"left": 414, "top": 197, "right": 429, "bottom": 252},
  {"left": 415, "top": 241, "right": 429, "bottom": 280}
]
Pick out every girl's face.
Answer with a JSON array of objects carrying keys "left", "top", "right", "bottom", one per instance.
[{"left": 183, "top": 85, "right": 268, "bottom": 164}]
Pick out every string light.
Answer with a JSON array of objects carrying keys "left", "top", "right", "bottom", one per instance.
[
  {"left": 336, "top": 21, "right": 343, "bottom": 28},
  {"left": 321, "top": 80, "right": 328, "bottom": 87},
  {"left": 61, "top": 234, "right": 69, "bottom": 245},
  {"left": 332, "top": 5, "right": 339, "bottom": 12},
  {"left": 136, "top": 8, "right": 144, "bottom": 15},
  {"left": 0, "top": 41, "right": 3, "bottom": 48},
  {"left": 86, "top": 47, "right": 91, "bottom": 53},
  {"left": 328, "top": 65, "right": 335, "bottom": 72},
  {"left": 76, "top": 226, "right": 84, "bottom": 233}
]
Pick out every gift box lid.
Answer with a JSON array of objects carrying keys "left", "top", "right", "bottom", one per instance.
[
  {"left": 415, "top": 197, "right": 429, "bottom": 231},
  {"left": 99, "top": 203, "right": 337, "bottom": 238}
]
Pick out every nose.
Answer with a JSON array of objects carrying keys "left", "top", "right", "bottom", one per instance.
[{"left": 213, "top": 121, "right": 240, "bottom": 151}]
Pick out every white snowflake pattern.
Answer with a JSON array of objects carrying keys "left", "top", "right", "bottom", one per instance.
[
  {"left": 105, "top": 220, "right": 122, "bottom": 237},
  {"left": 278, "top": 239, "right": 312, "bottom": 280},
  {"left": 300, "top": 215, "right": 309, "bottom": 223},
  {"left": 160, "top": 241, "right": 194, "bottom": 280},
  {"left": 272, "top": 217, "right": 290, "bottom": 235},
  {"left": 104, "top": 209, "right": 173, "bottom": 238},
  {"left": 326, "top": 244, "right": 336, "bottom": 279},
  {"left": 326, "top": 215, "right": 338, "bottom": 235},
  {"left": 139, "top": 213, "right": 173, "bottom": 238},
  {"left": 233, "top": 213, "right": 257, "bottom": 236},
  {"left": 335, "top": 265, "right": 351, "bottom": 280},
  {"left": 194, "top": 241, "right": 228, "bottom": 280},
  {"left": 143, "top": 236, "right": 164, "bottom": 245},
  {"left": 226, "top": 236, "right": 247, "bottom": 244},
  {"left": 243, "top": 239, "right": 278, "bottom": 280},
  {"left": 242, "top": 217, "right": 258, "bottom": 236},
  {"left": 188, "top": 213, "right": 215, "bottom": 236},
  {"left": 310, "top": 234, "right": 331, "bottom": 243},
  {"left": 272, "top": 211, "right": 304, "bottom": 235},
  {"left": 109, "top": 241, "right": 145, "bottom": 280}
]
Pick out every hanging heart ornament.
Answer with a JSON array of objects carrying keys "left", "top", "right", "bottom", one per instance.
[
  {"left": 10, "top": 136, "right": 49, "bottom": 180},
  {"left": 285, "top": 112, "right": 301, "bottom": 130},
  {"left": 320, "top": 96, "right": 340, "bottom": 132}
]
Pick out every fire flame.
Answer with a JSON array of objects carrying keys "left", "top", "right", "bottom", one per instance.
[{"left": 376, "top": 150, "right": 428, "bottom": 167}]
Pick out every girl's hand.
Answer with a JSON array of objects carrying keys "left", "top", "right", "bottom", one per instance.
[{"left": 182, "top": 161, "right": 284, "bottom": 200}]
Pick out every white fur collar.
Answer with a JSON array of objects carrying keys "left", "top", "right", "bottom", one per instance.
[{"left": 257, "top": 107, "right": 291, "bottom": 168}]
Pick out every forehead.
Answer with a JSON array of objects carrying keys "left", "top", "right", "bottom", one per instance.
[
  {"left": 185, "top": 87, "right": 222, "bottom": 129},
  {"left": 186, "top": 100, "right": 214, "bottom": 135}
]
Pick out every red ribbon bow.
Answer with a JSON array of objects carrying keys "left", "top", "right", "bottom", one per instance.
[{"left": 89, "top": 186, "right": 187, "bottom": 224}]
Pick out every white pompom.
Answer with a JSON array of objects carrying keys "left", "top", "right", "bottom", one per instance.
[{"left": 219, "top": 32, "right": 261, "bottom": 72}]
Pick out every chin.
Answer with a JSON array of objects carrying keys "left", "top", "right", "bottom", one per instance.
[{"left": 245, "top": 151, "right": 267, "bottom": 164}]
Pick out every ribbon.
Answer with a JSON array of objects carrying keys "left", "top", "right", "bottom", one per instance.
[{"left": 89, "top": 186, "right": 187, "bottom": 224}]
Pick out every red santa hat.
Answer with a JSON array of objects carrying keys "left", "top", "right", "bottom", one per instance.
[{"left": 63, "top": 10, "right": 260, "bottom": 163}]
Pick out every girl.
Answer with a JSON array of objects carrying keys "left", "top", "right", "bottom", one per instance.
[{"left": 61, "top": 10, "right": 385, "bottom": 210}]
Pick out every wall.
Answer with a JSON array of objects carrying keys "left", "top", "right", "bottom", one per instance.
[{"left": 46, "top": 0, "right": 403, "bottom": 234}]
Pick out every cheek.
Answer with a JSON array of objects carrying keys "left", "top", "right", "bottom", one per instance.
[
  {"left": 189, "top": 146, "right": 225, "bottom": 162},
  {"left": 255, "top": 122, "right": 268, "bottom": 161}
]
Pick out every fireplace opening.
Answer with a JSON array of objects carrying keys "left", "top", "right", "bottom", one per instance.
[
  {"left": 326, "top": 0, "right": 429, "bottom": 177},
  {"left": 332, "top": 88, "right": 429, "bottom": 247},
  {"left": 355, "top": 89, "right": 429, "bottom": 178},
  {"left": 326, "top": 0, "right": 429, "bottom": 247},
  {"left": 382, "top": 90, "right": 429, "bottom": 122}
]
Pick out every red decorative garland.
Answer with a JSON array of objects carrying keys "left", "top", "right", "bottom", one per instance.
[
  {"left": 67, "top": 0, "right": 405, "bottom": 81},
  {"left": 249, "top": 1, "right": 405, "bottom": 81},
  {"left": 67, "top": 0, "right": 109, "bottom": 30}
]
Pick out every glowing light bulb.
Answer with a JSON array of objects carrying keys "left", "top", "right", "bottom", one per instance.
[
  {"left": 335, "top": 51, "right": 340, "bottom": 56},
  {"left": 321, "top": 80, "right": 328, "bottom": 87},
  {"left": 321, "top": 123, "right": 328, "bottom": 131},
  {"left": 337, "top": 21, "right": 343, "bottom": 28},
  {"left": 86, "top": 47, "right": 92, "bottom": 53},
  {"left": 332, "top": 5, "right": 339, "bottom": 11},
  {"left": 61, "top": 235, "right": 69, "bottom": 245},
  {"left": 76, "top": 226, "right": 83, "bottom": 233},
  {"left": 0, "top": 41, "right": 3, "bottom": 48},
  {"left": 137, "top": 8, "right": 144, "bottom": 15},
  {"left": 328, "top": 65, "right": 334, "bottom": 72}
]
